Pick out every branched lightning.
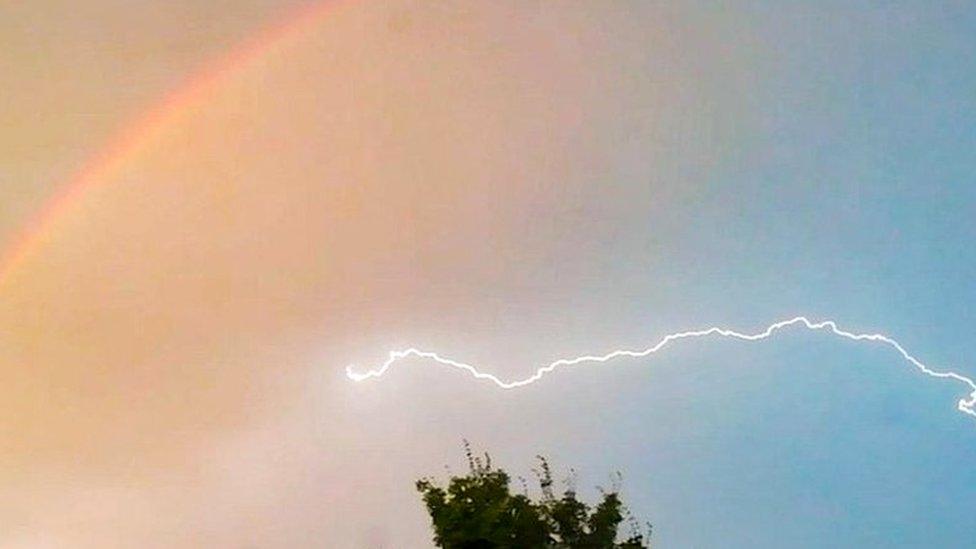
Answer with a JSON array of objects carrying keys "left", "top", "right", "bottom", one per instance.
[{"left": 345, "top": 316, "right": 976, "bottom": 419}]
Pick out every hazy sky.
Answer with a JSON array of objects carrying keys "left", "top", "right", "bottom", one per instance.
[{"left": 1, "top": 1, "right": 975, "bottom": 547}]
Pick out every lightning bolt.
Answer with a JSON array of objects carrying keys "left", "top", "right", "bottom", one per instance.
[{"left": 345, "top": 316, "right": 976, "bottom": 419}]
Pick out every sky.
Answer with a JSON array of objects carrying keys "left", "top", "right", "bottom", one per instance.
[{"left": 1, "top": 1, "right": 975, "bottom": 547}]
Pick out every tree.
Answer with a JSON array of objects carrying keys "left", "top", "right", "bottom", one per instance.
[{"left": 416, "top": 443, "right": 650, "bottom": 548}]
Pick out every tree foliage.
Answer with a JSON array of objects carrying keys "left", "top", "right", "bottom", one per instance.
[{"left": 416, "top": 443, "right": 650, "bottom": 548}]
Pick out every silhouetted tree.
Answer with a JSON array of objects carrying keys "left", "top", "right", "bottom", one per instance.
[{"left": 417, "top": 442, "right": 650, "bottom": 548}]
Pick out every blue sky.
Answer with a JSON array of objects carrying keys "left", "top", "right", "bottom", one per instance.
[{"left": 550, "top": 3, "right": 976, "bottom": 545}]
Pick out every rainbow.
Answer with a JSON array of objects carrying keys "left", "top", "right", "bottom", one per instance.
[{"left": 0, "top": 0, "right": 344, "bottom": 290}]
